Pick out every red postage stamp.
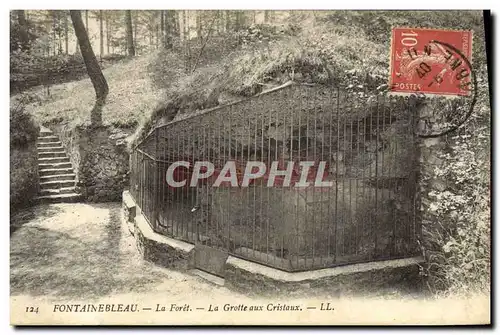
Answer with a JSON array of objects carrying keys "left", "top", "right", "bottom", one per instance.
[{"left": 389, "top": 27, "right": 473, "bottom": 96}]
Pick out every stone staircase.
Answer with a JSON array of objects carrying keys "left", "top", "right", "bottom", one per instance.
[{"left": 35, "top": 128, "right": 82, "bottom": 203}]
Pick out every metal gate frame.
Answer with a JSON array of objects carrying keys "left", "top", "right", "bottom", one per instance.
[{"left": 130, "top": 83, "right": 421, "bottom": 272}]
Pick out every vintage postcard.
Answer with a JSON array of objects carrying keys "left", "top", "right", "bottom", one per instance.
[{"left": 9, "top": 9, "right": 491, "bottom": 325}]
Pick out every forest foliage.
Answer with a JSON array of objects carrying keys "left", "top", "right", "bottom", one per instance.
[{"left": 10, "top": 104, "right": 39, "bottom": 212}]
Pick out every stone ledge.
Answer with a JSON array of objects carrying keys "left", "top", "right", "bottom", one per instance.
[
  {"left": 123, "top": 190, "right": 136, "bottom": 211},
  {"left": 134, "top": 214, "right": 195, "bottom": 270},
  {"left": 225, "top": 256, "right": 424, "bottom": 297},
  {"left": 135, "top": 214, "right": 195, "bottom": 254},
  {"left": 226, "top": 255, "right": 424, "bottom": 282},
  {"left": 122, "top": 190, "right": 136, "bottom": 236}
]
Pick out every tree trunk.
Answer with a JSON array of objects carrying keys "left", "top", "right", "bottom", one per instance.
[
  {"left": 85, "top": 10, "right": 88, "bottom": 31},
  {"left": 191, "top": 13, "right": 217, "bottom": 73},
  {"left": 16, "top": 10, "right": 29, "bottom": 51},
  {"left": 133, "top": 11, "right": 138, "bottom": 43},
  {"left": 182, "top": 10, "right": 189, "bottom": 72},
  {"left": 160, "top": 10, "right": 164, "bottom": 42},
  {"left": 70, "top": 10, "right": 109, "bottom": 126},
  {"left": 234, "top": 10, "right": 241, "bottom": 31},
  {"left": 106, "top": 12, "right": 110, "bottom": 54},
  {"left": 155, "top": 23, "right": 159, "bottom": 49},
  {"left": 99, "top": 10, "right": 104, "bottom": 59},
  {"left": 264, "top": 10, "right": 270, "bottom": 23},
  {"left": 196, "top": 11, "right": 202, "bottom": 39},
  {"left": 125, "top": 10, "right": 135, "bottom": 56},
  {"left": 64, "top": 12, "right": 69, "bottom": 54},
  {"left": 225, "top": 11, "right": 230, "bottom": 31},
  {"left": 164, "top": 10, "right": 175, "bottom": 50},
  {"left": 174, "top": 11, "right": 180, "bottom": 37},
  {"left": 51, "top": 11, "right": 57, "bottom": 55},
  {"left": 170, "top": 11, "right": 178, "bottom": 48},
  {"left": 235, "top": 11, "right": 242, "bottom": 30}
]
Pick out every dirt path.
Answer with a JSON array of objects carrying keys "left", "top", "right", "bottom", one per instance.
[{"left": 10, "top": 203, "right": 254, "bottom": 304}]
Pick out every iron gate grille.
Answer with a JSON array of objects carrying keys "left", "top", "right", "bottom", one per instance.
[{"left": 130, "top": 83, "right": 421, "bottom": 272}]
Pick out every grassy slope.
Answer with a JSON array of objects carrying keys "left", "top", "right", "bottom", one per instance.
[{"left": 11, "top": 53, "right": 164, "bottom": 129}]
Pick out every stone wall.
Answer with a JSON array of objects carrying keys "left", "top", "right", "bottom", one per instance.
[{"left": 53, "top": 123, "right": 132, "bottom": 202}]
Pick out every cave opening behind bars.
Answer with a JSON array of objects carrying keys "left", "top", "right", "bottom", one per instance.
[{"left": 130, "top": 83, "right": 421, "bottom": 273}]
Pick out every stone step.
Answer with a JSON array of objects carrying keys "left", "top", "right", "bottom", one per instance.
[
  {"left": 39, "top": 167, "right": 74, "bottom": 177},
  {"left": 39, "top": 186, "right": 77, "bottom": 196},
  {"left": 38, "top": 135, "right": 60, "bottom": 143},
  {"left": 38, "top": 151, "right": 67, "bottom": 158},
  {"left": 40, "top": 173, "right": 76, "bottom": 183},
  {"left": 38, "top": 162, "right": 72, "bottom": 169},
  {"left": 38, "top": 157, "right": 70, "bottom": 164},
  {"left": 38, "top": 141, "right": 62, "bottom": 148},
  {"left": 40, "top": 130, "right": 53, "bottom": 136},
  {"left": 39, "top": 179, "right": 75, "bottom": 189},
  {"left": 35, "top": 193, "right": 81, "bottom": 204},
  {"left": 38, "top": 146, "right": 65, "bottom": 153}
]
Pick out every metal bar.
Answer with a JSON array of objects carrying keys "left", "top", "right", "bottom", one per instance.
[
  {"left": 327, "top": 87, "right": 333, "bottom": 260},
  {"left": 267, "top": 95, "right": 272, "bottom": 264},
  {"left": 348, "top": 91, "right": 354, "bottom": 256},
  {"left": 174, "top": 119, "right": 183, "bottom": 236},
  {"left": 305, "top": 90, "right": 310, "bottom": 266},
  {"left": 245, "top": 103, "right": 251, "bottom": 257},
  {"left": 227, "top": 105, "right": 232, "bottom": 252},
  {"left": 259, "top": 98, "right": 265, "bottom": 262},
  {"left": 368, "top": 94, "right": 374, "bottom": 261},
  {"left": 182, "top": 124, "right": 188, "bottom": 240},
  {"left": 312, "top": 89, "right": 317, "bottom": 267},
  {"left": 240, "top": 109, "right": 246, "bottom": 253},
  {"left": 280, "top": 89, "right": 287, "bottom": 268},
  {"left": 203, "top": 117, "right": 209, "bottom": 247},
  {"left": 161, "top": 127, "right": 166, "bottom": 231},
  {"left": 191, "top": 121, "right": 197, "bottom": 243},
  {"left": 320, "top": 88, "right": 326, "bottom": 266},
  {"left": 167, "top": 127, "right": 174, "bottom": 236},
  {"left": 374, "top": 94, "right": 380, "bottom": 258},
  {"left": 253, "top": 100, "right": 258, "bottom": 259},
  {"left": 390, "top": 96, "right": 397, "bottom": 257},
  {"left": 380, "top": 95, "right": 388, "bottom": 257},
  {"left": 342, "top": 90, "right": 348, "bottom": 257},
  {"left": 153, "top": 128, "right": 159, "bottom": 230},
  {"left": 290, "top": 88, "right": 302, "bottom": 268},
  {"left": 412, "top": 96, "right": 420, "bottom": 254},
  {"left": 409, "top": 96, "right": 418, "bottom": 255},
  {"left": 361, "top": 91, "right": 367, "bottom": 260},
  {"left": 355, "top": 92, "right": 361, "bottom": 257},
  {"left": 334, "top": 86, "right": 340, "bottom": 263},
  {"left": 296, "top": 89, "right": 302, "bottom": 267}
]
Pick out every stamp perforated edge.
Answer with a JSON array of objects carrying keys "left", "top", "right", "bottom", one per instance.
[{"left": 387, "top": 26, "right": 475, "bottom": 99}]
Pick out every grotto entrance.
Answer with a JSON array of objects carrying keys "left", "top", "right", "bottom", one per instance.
[{"left": 129, "top": 82, "right": 420, "bottom": 274}]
